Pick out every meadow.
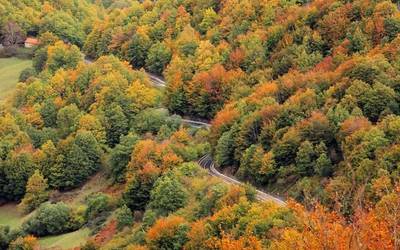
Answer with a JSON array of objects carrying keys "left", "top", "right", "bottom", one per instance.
[
  {"left": 0, "top": 57, "right": 31, "bottom": 99},
  {"left": 39, "top": 228, "right": 91, "bottom": 249},
  {"left": 0, "top": 204, "right": 23, "bottom": 230}
]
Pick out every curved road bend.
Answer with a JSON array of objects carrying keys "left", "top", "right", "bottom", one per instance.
[
  {"left": 84, "top": 57, "right": 285, "bottom": 205},
  {"left": 148, "top": 73, "right": 286, "bottom": 206},
  {"left": 197, "top": 155, "right": 286, "bottom": 205}
]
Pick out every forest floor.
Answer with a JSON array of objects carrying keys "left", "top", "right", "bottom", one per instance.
[{"left": 0, "top": 57, "right": 31, "bottom": 99}]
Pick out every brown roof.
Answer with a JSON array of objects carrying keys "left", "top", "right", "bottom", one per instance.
[{"left": 25, "top": 37, "right": 40, "bottom": 45}]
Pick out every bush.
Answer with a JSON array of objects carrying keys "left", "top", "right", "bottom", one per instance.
[
  {"left": 115, "top": 205, "right": 134, "bottom": 230},
  {"left": 9, "top": 235, "right": 38, "bottom": 250},
  {"left": 85, "top": 193, "right": 111, "bottom": 221},
  {"left": 0, "top": 46, "right": 17, "bottom": 57},
  {"left": 81, "top": 240, "right": 98, "bottom": 250},
  {"left": 18, "top": 67, "right": 36, "bottom": 82},
  {"left": 15, "top": 47, "right": 34, "bottom": 60},
  {"left": 0, "top": 226, "right": 21, "bottom": 249},
  {"left": 22, "top": 202, "right": 77, "bottom": 236},
  {"left": 142, "top": 210, "right": 158, "bottom": 230}
]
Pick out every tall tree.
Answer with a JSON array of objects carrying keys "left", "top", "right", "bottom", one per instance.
[
  {"left": 19, "top": 170, "right": 49, "bottom": 213},
  {"left": 1, "top": 21, "right": 25, "bottom": 47}
]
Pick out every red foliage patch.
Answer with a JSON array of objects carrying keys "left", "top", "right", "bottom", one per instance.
[{"left": 93, "top": 220, "right": 117, "bottom": 246}]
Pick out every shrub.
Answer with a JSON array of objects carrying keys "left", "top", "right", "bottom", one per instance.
[
  {"left": 8, "top": 235, "right": 38, "bottom": 250},
  {"left": 0, "top": 226, "right": 21, "bottom": 249},
  {"left": 0, "top": 46, "right": 17, "bottom": 57},
  {"left": 85, "top": 193, "right": 111, "bottom": 221},
  {"left": 115, "top": 205, "right": 134, "bottom": 230},
  {"left": 18, "top": 67, "right": 36, "bottom": 82},
  {"left": 22, "top": 202, "right": 77, "bottom": 236},
  {"left": 142, "top": 210, "right": 158, "bottom": 230}
]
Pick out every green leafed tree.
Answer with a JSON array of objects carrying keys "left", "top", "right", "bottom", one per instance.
[
  {"left": 295, "top": 140, "right": 315, "bottom": 177},
  {"left": 41, "top": 11, "right": 85, "bottom": 47},
  {"left": 45, "top": 41, "right": 82, "bottom": 74},
  {"left": 22, "top": 202, "right": 76, "bottom": 236},
  {"left": 57, "top": 104, "right": 82, "bottom": 138},
  {"left": 148, "top": 175, "right": 188, "bottom": 216},
  {"left": 109, "top": 133, "right": 139, "bottom": 183},
  {"left": 104, "top": 104, "right": 129, "bottom": 147},
  {"left": 127, "top": 33, "right": 151, "bottom": 69},
  {"left": 1, "top": 152, "right": 36, "bottom": 201},
  {"left": 215, "top": 130, "right": 235, "bottom": 167},
  {"left": 145, "top": 42, "right": 172, "bottom": 75},
  {"left": 115, "top": 205, "right": 134, "bottom": 230},
  {"left": 124, "top": 172, "right": 158, "bottom": 211},
  {"left": 49, "top": 131, "right": 102, "bottom": 190}
]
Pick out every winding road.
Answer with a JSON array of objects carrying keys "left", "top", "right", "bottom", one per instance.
[
  {"left": 146, "top": 73, "right": 286, "bottom": 206},
  {"left": 197, "top": 155, "right": 286, "bottom": 205},
  {"left": 84, "top": 56, "right": 286, "bottom": 205}
]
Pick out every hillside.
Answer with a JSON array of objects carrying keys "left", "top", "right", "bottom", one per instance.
[{"left": 1, "top": 0, "right": 400, "bottom": 249}]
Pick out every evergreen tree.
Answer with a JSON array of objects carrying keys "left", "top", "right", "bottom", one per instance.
[
  {"left": 295, "top": 141, "right": 315, "bottom": 176},
  {"left": 215, "top": 131, "right": 235, "bottom": 167},
  {"left": 105, "top": 104, "right": 129, "bottom": 147},
  {"left": 124, "top": 174, "right": 157, "bottom": 211},
  {"left": 50, "top": 131, "right": 102, "bottom": 190},
  {"left": 109, "top": 133, "right": 139, "bottom": 183},
  {"left": 315, "top": 153, "right": 333, "bottom": 177}
]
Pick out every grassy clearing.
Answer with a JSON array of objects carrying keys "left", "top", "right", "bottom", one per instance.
[
  {"left": 0, "top": 57, "right": 32, "bottom": 99},
  {"left": 0, "top": 203, "right": 24, "bottom": 229},
  {"left": 0, "top": 173, "right": 109, "bottom": 248},
  {"left": 50, "top": 171, "right": 111, "bottom": 206},
  {"left": 39, "top": 228, "right": 91, "bottom": 249},
  {"left": 0, "top": 204, "right": 91, "bottom": 249}
]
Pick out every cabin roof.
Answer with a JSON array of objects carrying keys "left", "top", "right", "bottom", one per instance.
[{"left": 25, "top": 37, "right": 40, "bottom": 45}]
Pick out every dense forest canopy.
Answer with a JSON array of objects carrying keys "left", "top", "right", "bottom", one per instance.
[{"left": 1, "top": 0, "right": 400, "bottom": 249}]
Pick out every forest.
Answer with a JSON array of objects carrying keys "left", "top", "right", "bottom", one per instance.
[{"left": 0, "top": 0, "right": 400, "bottom": 249}]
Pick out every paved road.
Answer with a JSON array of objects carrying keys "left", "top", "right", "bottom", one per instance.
[
  {"left": 147, "top": 72, "right": 286, "bottom": 205},
  {"left": 84, "top": 56, "right": 285, "bottom": 205},
  {"left": 147, "top": 72, "right": 166, "bottom": 88},
  {"left": 197, "top": 155, "right": 286, "bottom": 205}
]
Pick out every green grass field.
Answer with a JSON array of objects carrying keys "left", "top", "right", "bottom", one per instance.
[
  {"left": 0, "top": 204, "right": 90, "bottom": 249},
  {"left": 0, "top": 203, "right": 24, "bottom": 229},
  {"left": 0, "top": 57, "right": 32, "bottom": 99},
  {"left": 39, "top": 228, "right": 90, "bottom": 249}
]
